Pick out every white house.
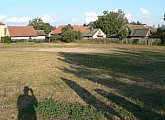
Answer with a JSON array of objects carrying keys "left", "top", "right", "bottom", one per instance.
[
  {"left": 83, "top": 28, "right": 106, "bottom": 39},
  {"left": 6, "top": 26, "right": 37, "bottom": 42},
  {"left": 0, "top": 22, "right": 5, "bottom": 40},
  {"left": 32, "top": 30, "right": 46, "bottom": 42}
]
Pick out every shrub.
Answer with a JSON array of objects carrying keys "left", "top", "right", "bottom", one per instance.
[
  {"left": 62, "top": 30, "right": 82, "bottom": 43},
  {"left": 35, "top": 99, "right": 106, "bottom": 119},
  {"left": 50, "top": 36, "right": 62, "bottom": 42},
  {"left": 1, "top": 36, "right": 12, "bottom": 43}
]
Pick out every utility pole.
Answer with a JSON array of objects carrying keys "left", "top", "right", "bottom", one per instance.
[{"left": 164, "top": 13, "right": 165, "bottom": 21}]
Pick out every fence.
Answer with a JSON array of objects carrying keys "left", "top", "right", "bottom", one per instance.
[{"left": 82, "top": 38, "right": 161, "bottom": 45}]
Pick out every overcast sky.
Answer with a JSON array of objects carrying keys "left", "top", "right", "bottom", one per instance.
[{"left": 0, "top": 0, "right": 164, "bottom": 27}]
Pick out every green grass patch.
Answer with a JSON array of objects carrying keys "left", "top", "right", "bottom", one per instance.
[{"left": 36, "top": 99, "right": 106, "bottom": 120}]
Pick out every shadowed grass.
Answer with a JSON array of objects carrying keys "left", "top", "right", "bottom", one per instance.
[{"left": 59, "top": 49, "right": 165, "bottom": 119}]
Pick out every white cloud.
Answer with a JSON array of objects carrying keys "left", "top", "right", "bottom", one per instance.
[
  {"left": 41, "top": 14, "right": 54, "bottom": 23},
  {"left": 17, "top": 17, "right": 32, "bottom": 23},
  {"left": 125, "top": 13, "right": 132, "bottom": 21},
  {"left": 6, "top": 17, "right": 18, "bottom": 23},
  {"left": 0, "top": 15, "right": 6, "bottom": 21},
  {"left": 6, "top": 16, "right": 32, "bottom": 23},
  {"left": 140, "top": 8, "right": 150, "bottom": 15},
  {"left": 84, "top": 12, "right": 98, "bottom": 23}
]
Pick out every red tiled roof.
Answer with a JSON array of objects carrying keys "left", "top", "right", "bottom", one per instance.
[
  {"left": 52, "top": 25, "right": 90, "bottom": 35},
  {"left": 73, "top": 26, "right": 91, "bottom": 33},
  {"left": 7, "top": 26, "right": 37, "bottom": 37},
  {"left": 0, "top": 22, "right": 5, "bottom": 25},
  {"left": 52, "top": 25, "right": 67, "bottom": 35}
]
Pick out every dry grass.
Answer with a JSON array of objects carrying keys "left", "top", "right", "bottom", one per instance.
[{"left": 0, "top": 43, "right": 165, "bottom": 120}]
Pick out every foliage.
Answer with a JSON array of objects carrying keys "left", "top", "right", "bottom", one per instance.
[
  {"left": 28, "top": 18, "right": 53, "bottom": 35},
  {"left": 61, "top": 24, "right": 73, "bottom": 33},
  {"left": 61, "top": 25, "right": 82, "bottom": 42},
  {"left": 43, "top": 23, "right": 53, "bottom": 35},
  {"left": 36, "top": 99, "right": 106, "bottom": 119},
  {"left": 62, "top": 30, "right": 82, "bottom": 42},
  {"left": 130, "top": 21, "right": 143, "bottom": 25},
  {"left": 1, "top": 36, "right": 12, "bottom": 43},
  {"left": 94, "top": 10, "right": 129, "bottom": 38},
  {"left": 50, "top": 35, "right": 62, "bottom": 42},
  {"left": 150, "top": 25, "right": 165, "bottom": 45}
]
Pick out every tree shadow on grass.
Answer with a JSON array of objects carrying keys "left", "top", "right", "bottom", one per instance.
[
  {"left": 59, "top": 50, "right": 165, "bottom": 119},
  {"left": 95, "top": 89, "right": 165, "bottom": 120},
  {"left": 61, "top": 77, "right": 121, "bottom": 119}
]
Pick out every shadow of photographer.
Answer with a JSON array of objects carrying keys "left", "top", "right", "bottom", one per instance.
[{"left": 17, "top": 86, "right": 38, "bottom": 120}]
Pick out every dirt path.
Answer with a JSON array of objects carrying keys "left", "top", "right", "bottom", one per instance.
[{"left": 0, "top": 46, "right": 119, "bottom": 54}]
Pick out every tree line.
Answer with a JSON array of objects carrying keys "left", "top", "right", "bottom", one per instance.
[{"left": 27, "top": 10, "right": 165, "bottom": 44}]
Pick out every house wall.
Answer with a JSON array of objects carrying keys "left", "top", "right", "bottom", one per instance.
[
  {"left": 32, "top": 36, "right": 45, "bottom": 40},
  {"left": 0, "top": 25, "right": 5, "bottom": 40},
  {"left": 93, "top": 29, "right": 106, "bottom": 38}
]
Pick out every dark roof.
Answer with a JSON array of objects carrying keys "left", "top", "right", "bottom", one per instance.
[
  {"left": 83, "top": 29, "right": 99, "bottom": 37},
  {"left": 130, "top": 29, "right": 150, "bottom": 37},
  {"left": 127, "top": 24, "right": 157, "bottom": 33},
  {"left": 7, "top": 26, "right": 37, "bottom": 37},
  {"left": 35, "top": 30, "right": 45, "bottom": 36},
  {"left": 0, "top": 22, "right": 5, "bottom": 25}
]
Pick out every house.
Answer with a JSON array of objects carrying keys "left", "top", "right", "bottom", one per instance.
[
  {"left": 83, "top": 28, "right": 106, "bottom": 38},
  {"left": 130, "top": 29, "right": 151, "bottom": 39},
  {"left": 32, "top": 30, "right": 46, "bottom": 41},
  {"left": 6, "top": 26, "right": 37, "bottom": 42},
  {"left": 51, "top": 25, "right": 90, "bottom": 35},
  {"left": 0, "top": 22, "right": 5, "bottom": 40},
  {"left": 127, "top": 24, "right": 157, "bottom": 33}
]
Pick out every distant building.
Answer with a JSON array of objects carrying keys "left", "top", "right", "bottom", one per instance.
[
  {"left": 6, "top": 26, "right": 37, "bottom": 42},
  {"left": 33, "top": 30, "right": 46, "bottom": 41},
  {"left": 51, "top": 25, "right": 90, "bottom": 36},
  {"left": 83, "top": 28, "right": 106, "bottom": 38},
  {"left": 130, "top": 29, "right": 151, "bottom": 39},
  {"left": 127, "top": 24, "right": 157, "bottom": 33},
  {"left": 0, "top": 22, "right": 5, "bottom": 40},
  {"left": 51, "top": 25, "right": 106, "bottom": 39}
]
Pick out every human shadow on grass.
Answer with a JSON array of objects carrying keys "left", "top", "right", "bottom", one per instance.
[
  {"left": 95, "top": 89, "right": 165, "bottom": 120},
  {"left": 59, "top": 52, "right": 165, "bottom": 119},
  {"left": 17, "top": 86, "right": 38, "bottom": 120},
  {"left": 61, "top": 77, "right": 121, "bottom": 119}
]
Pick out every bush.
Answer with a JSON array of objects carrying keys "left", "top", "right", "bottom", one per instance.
[
  {"left": 35, "top": 99, "right": 106, "bottom": 119},
  {"left": 50, "top": 36, "right": 62, "bottom": 42},
  {"left": 62, "top": 30, "right": 82, "bottom": 43},
  {"left": 1, "top": 36, "right": 12, "bottom": 43}
]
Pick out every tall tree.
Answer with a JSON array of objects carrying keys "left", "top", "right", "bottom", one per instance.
[
  {"left": 28, "top": 18, "right": 53, "bottom": 35},
  {"left": 130, "top": 21, "right": 143, "bottom": 25},
  {"left": 61, "top": 24, "right": 73, "bottom": 33},
  {"left": 150, "top": 25, "right": 165, "bottom": 45},
  {"left": 94, "top": 10, "right": 129, "bottom": 38}
]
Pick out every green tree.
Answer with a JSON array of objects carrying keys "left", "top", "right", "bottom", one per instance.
[
  {"left": 43, "top": 23, "right": 53, "bottom": 35},
  {"left": 61, "top": 24, "right": 73, "bottom": 33},
  {"left": 94, "top": 10, "right": 129, "bottom": 38},
  {"left": 61, "top": 25, "right": 82, "bottom": 42},
  {"left": 150, "top": 25, "right": 165, "bottom": 45},
  {"left": 130, "top": 21, "right": 143, "bottom": 25},
  {"left": 1, "top": 36, "right": 12, "bottom": 43},
  {"left": 28, "top": 18, "right": 53, "bottom": 36}
]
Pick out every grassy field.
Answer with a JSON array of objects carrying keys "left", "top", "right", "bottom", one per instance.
[{"left": 0, "top": 43, "right": 165, "bottom": 120}]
